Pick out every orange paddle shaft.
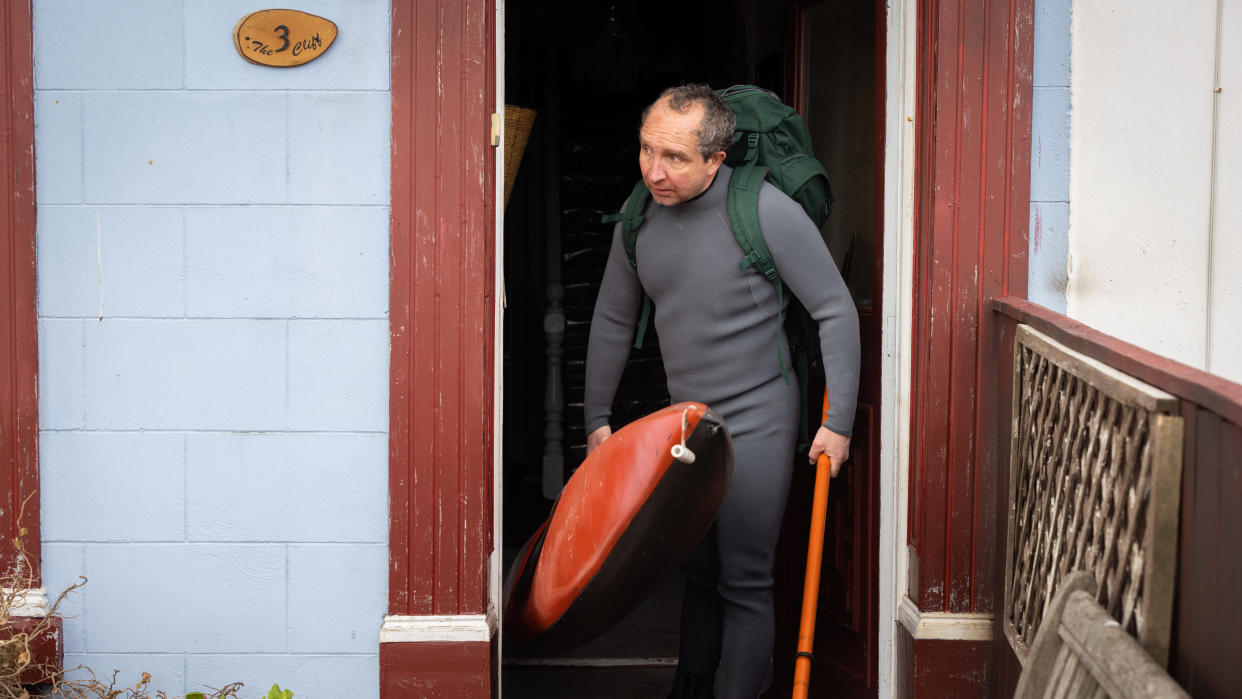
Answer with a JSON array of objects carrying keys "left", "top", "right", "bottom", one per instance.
[{"left": 793, "top": 390, "right": 833, "bottom": 699}]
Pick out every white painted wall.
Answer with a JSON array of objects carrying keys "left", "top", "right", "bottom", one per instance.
[
  {"left": 1068, "top": 0, "right": 1242, "bottom": 383},
  {"left": 1210, "top": 0, "right": 1242, "bottom": 382},
  {"left": 34, "top": 1, "right": 391, "bottom": 695}
]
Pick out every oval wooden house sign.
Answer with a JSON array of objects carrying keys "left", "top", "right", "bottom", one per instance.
[{"left": 234, "top": 9, "right": 337, "bottom": 67}]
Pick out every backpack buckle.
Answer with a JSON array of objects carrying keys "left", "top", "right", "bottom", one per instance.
[
  {"left": 739, "top": 252, "right": 779, "bottom": 281},
  {"left": 745, "top": 132, "right": 759, "bottom": 162}
]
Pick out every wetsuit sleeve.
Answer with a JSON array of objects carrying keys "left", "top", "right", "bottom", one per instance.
[
  {"left": 583, "top": 218, "right": 643, "bottom": 433},
  {"left": 759, "top": 187, "right": 861, "bottom": 437}
]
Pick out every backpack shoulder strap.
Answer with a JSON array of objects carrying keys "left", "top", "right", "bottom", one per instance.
[
  {"left": 727, "top": 165, "right": 793, "bottom": 385},
  {"left": 601, "top": 179, "right": 651, "bottom": 271},
  {"left": 601, "top": 180, "right": 655, "bottom": 349},
  {"left": 727, "top": 165, "right": 776, "bottom": 282}
]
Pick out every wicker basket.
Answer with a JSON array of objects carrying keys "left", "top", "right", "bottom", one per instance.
[{"left": 504, "top": 105, "right": 537, "bottom": 209}]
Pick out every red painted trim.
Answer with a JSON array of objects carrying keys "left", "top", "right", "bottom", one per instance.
[
  {"left": 0, "top": 0, "right": 40, "bottom": 581},
  {"left": 388, "top": 0, "right": 496, "bottom": 618},
  {"left": 894, "top": 623, "right": 993, "bottom": 699},
  {"left": 909, "top": 0, "right": 1032, "bottom": 615},
  {"left": 7, "top": 616, "right": 63, "bottom": 683},
  {"left": 908, "top": 0, "right": 934, "bottom": 561},
  {"left": 380, "top": 638, "right": 493, "bottom": 698}
]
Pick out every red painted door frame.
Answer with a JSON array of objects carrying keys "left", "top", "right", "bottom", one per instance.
[
  {"left": 384, "top": 0, "right": 497, "bottom": 696},
  {"left": 902, "top": 0, "right": 1033, "bottom": 696},
  {"left": 0, "top": 0, "right": 42, "bottom": 584}
]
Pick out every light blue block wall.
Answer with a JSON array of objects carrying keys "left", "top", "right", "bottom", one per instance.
[
  {"left": 33, "top": 1, "right": 391, "bottom": 696},
  {"left": 38, "top": 206, "right": 185, "bottom": 318},
  {"left": 33, "top": 93, "right": 81, "bottom": 203},
  {"left": 183, "top": 207, "right": 389, "bottom": 318},
  {"left": 41, "top": 432, "right": 186, "bottom": 541},
  {"left": 1029, "top": 0, "right": 1072, "bottom": 312},
  {"left": 185, "top": 434, "right": 387, "bottom": 543}
]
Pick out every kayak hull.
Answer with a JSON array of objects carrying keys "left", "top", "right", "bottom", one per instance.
[{"left": 504, "top": 402, "right": 733, "bottom": 653}]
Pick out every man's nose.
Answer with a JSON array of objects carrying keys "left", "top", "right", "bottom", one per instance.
[{"left": 647, "top": 163, "right": 666, "bottom": 182}]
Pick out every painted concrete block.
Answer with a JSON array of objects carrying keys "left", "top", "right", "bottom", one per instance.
[
  {"left": 84, "top": 320, "right": 285, "bottom": 430},
  {"left": 186, "top": 433, "right": 386, "bottom": 543},
  {"left": 1033, "top": 0, "right": 1071, "bottom": 88},
  {"left": 1028, "top": 202, "right": 1069, "bottom": 314},
  {"left": 186, "top": 654, "right": 378, "bottom": 699},
  {"left": 34, "top": 92, "right": 82, "bottom": 203},
  {"left": 184, "top": 206, "right": 387, "bottom": 318},
  {"left": 62, "top": 654, "right": 186, "bottom": 696},
  {"left": 38, "top": 205, "right": 184, "bottom": 318},
  {"left": 287, "top": 321, "right": 388, "bottom": 431},
  {"left": 37, "top": 319, "right": 84, "bottom": 430},
  {"left": 288, "top": 92, "right": 391, "bottom": 205},
  {"left": 185, "top": 0, "right": 390, "bottom": 91},
  {"left": 33, "top": 0, "right": 183, "bottom": 90},
  {"left": 41, "top": 432, "right": 184, "bottom": 542},
  {"left": 84, "top": 544, "right": 285, "bottom": 653},
  {"left": 83, "top": 92, "right": 286, "bottom": 205},
  {"left": 1030, "top": 86, "right": 1070, "bottom": 203},
  {"left": 287, "top": 544, "right": 386, "bottom": 653},
  {"left": 39, "top": 543, "right": 86, "bottom": 651}
]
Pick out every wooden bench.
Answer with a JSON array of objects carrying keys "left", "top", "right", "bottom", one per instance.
[{"left": 1013, "top": 571, "right": 1190, "bottom": 699}]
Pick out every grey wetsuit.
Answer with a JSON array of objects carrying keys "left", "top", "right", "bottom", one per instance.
[{"left": 584, "top": 164, "right": 860, "bottom": 697}]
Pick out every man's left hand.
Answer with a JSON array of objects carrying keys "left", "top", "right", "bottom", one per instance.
[{"left": 808, "top": 427, "right": 850, "bottom": 477}]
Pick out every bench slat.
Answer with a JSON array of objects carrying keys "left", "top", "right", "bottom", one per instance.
[{"left": 1016, "top": 571, "right": 1190, "bottom": 699}]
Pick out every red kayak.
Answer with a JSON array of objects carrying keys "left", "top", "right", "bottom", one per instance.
[{"left": 504, "top": 402, "right": 733, "bottom": 652}]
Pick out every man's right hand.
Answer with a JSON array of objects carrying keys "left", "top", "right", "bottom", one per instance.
[{"left": 586, "top": 425, "right": 612, "bottom": 455}]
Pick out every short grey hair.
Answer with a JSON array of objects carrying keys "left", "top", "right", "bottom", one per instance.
[{"left": 640, "top": 84, "right": 736, "bottom": 161}]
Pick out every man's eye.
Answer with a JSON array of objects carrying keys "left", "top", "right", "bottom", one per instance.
[{"left": 669, "top": 154, "right": 681, "bottom": 162}]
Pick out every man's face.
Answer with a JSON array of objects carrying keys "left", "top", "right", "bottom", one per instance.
[{"left": 638, "top": 99, "right": 726, "bottom": 206}]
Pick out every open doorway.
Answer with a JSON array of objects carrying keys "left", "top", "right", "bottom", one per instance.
[{"left": 500, "top": 2, "right": 882, "bottom": 696}]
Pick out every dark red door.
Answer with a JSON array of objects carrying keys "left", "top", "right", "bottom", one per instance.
[{"left": 769, "top": 2, "right": 885, "bottom": 697}]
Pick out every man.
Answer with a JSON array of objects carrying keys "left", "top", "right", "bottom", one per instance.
[{"left": 584, "top": 84, "right": 860, "bottom": 698}]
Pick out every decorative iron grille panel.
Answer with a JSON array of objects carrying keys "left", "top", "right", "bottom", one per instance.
[{"left": 1003, "top": 325, "right": 1183, "bottom": 668}]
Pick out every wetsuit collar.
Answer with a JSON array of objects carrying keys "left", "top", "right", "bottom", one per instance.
[{"left": 663, "top": 164, "right": 732, "bottom": 215}]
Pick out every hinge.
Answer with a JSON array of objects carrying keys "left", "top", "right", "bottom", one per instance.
[{"left": 490, "top": 113, "right": 500, "bottom": 147}]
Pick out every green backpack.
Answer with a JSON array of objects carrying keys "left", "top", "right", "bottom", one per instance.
[{"left": 603, "top": 85, "right": 835, "bottom": 446}]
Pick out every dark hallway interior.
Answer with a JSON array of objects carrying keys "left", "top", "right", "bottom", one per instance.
[
  {"left": 500, "top": 1, "right": 777, "bottom": 687},
  {"left": 500, "top": 1, "right": 881, "bottom": 696}
]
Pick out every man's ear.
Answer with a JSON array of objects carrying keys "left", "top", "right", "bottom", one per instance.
[{"left": 706, "top": 150, "right": 727, "bottom": 173}]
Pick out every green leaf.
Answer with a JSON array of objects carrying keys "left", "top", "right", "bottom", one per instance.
[
  {"left": 185, "top": 693, "right": 207, "bottom": 699},
  {"left": 265, "top": 684, "right": 293, "bottom": 699}
]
